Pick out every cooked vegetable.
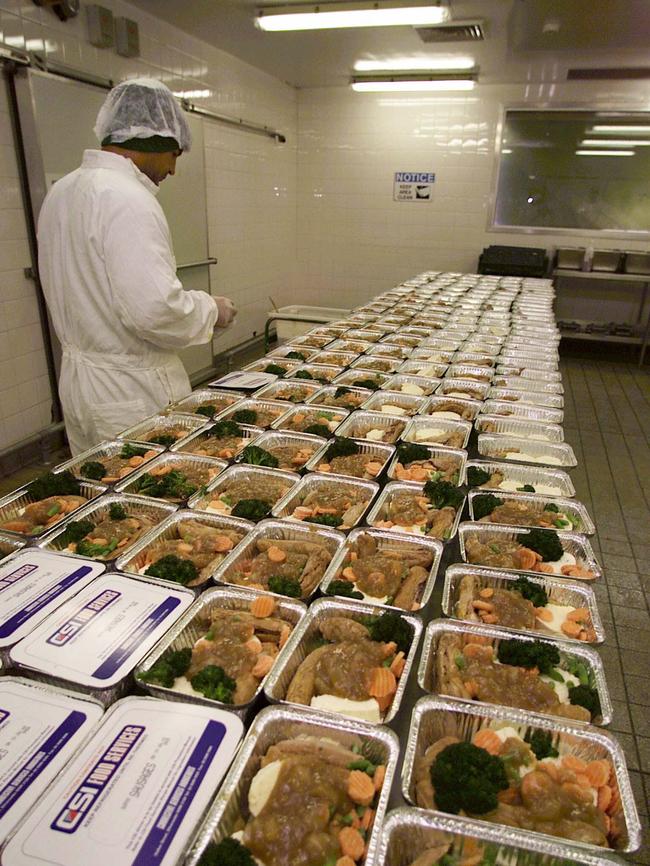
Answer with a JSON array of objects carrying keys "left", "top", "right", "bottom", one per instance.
[
  {"left": 148, "top": 434, "right": 177, "bottom": 447},
  {"left": 396, "top": 442, "right": 430, "bottom": 464},
  {"left": 334, "top": 386, "right": 351, "bottom": 398},
  {"left": 134, "top": 470, "right": 198, "bottom": 501},
  {"left": 79, "top": 461, "right": 106, "bottom": 480},
  {"left": 466, "top": 466, "right": 491, "bottom": 488},
  {"left": 304, "top": 514, "right": 343, "bottom": 527},
  {"left": 525, "top": 729, "right": 559, "bottom": 760},
  {"left": 264, "top": 363, "right": 287, "bottom": 377},
  {"left": 286, "top": 351, "right": 307, "bottom": 361},
  {"left": 304, "top": 424, "right": 331, "bottom": 438},
  {"left": 294, "top": 370, "right": 314, "bottom": 380},
  {"left": 108, "top": 503, "right": 127, "bottom": 521},
  {"left": 198, "top": 838, "right": 256, "bottom": 866},
  {"left": 138, "top": 647, "right": 192, "bottom": 688},
  {"left": 326, "top": 438, "right": 360, "bottom": 460},
  {"left": 27, "top": 471, "right": 80, "bottom": 500},
  {"left": 120, "top": 443, "right": 148, "bottom": 459},
  {"left": 512, "top": 575, "right": 548, "bottom": 608},
  {"left": 76, "top": 538, "right": 119, "bottom": 558},
  {"left": 497, "top": 638, "right": 560, "bottom": 675},
  {"left": 325, "top": 580, "right": 363, "bottom": 600},
  {"left": 518, "top": 484, "right": 536, "bottom": 492},
  {"left": 268, "top": 574, "right": 302, "bottom": 597},
  {"left": 194, "top": 404, "right": 216, "bottom": 418},
  {"left": 353, "top": 378, "right": 380, "bottom": 390},
  {"left": 518, "top": 528, "right": 564, "bottom": 563},
  {"left": 230, "top": 498, "right": 272, "bottom": 521},
  {"left": 545, "top": 503, "right": 559, "bottom": 513},
  {"left": 239, "top": 445, "right": 279, "bottom": 468},
  {"left": 430, "top": 741, "right": 509, "bottom": 815},
  {"left": 232, "top": 409, "right": 258, "bottom": 425},
  {"left": 472, "top": 493, "right": 503, "bottom": 520},
  {"left": 423, "top": 479, "right": 464, "bottom": 511},
  {"left": 363, "top": 611, "right": 412, "bottom": 653},
  {"left": 145, "top": 554, "right": 199, "bottom": 585},
  {"left": 60, "top": 518, "right": 95, "bottom": 545},
  {"left": 568, "top": 684, "right": 601, "bottom": 718},
  {"left": 190, "top": 664, "right": 236, "bottom": 703},
  {"left": 209, "top": 420, "right": 243, "bottom": 439}
]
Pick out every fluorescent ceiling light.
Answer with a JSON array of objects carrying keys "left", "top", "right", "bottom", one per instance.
[
  {"left": 501, "top": 148, "right": 512, "bottom": 154},
  {"left": 575, "top": 149, "right": 634, "bottom": 156},
  {"left": 588, "top": 125, "right": 650, "bottom": 134},
  {"left": 354, "top": 56, "right": 474, "bottom": 72},
  {"left": 581, "top": 138, "right": 650, "bottom": 146},
  {"left": 256, "top": 3, "right": 448, "bottom": 31},
  {"left": 172, "top": 89, "right": 212, "bottom": 99},
  {"left": 352, "top": 79, "right": 475, "bottom": 91}
]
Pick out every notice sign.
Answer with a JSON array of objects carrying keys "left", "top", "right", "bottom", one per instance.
[{"left": 394, "top": 171, "right": 435, "bottom": 202}]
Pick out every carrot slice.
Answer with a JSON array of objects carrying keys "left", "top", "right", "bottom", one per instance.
[
  {"left": 368, "top": 667, "right": 397, "bottom": 698},
  {"left": 562, "top": 754, "right": 587, "bottom": 773},
  {"left": 347, "top": 770, "right": 375, "bottom": 806},
  {"left": 472, "top": 728, "right": 502, "bottom": 756},
  {"left": 598, "top": 784, "right": 613, "bottom": 812},
  {"left": 337, "top": 857, "right": 356, "bottom": 866},
  {"left": 585, "top": 760, "right": 610, "bottom": 789},
  {"left": 373, "top": 764, "right": 386, "bottom": 792},
  {"left": 338, "top": 827, "right": 365, "bottom": 861},
  {"left": 267, "top": 545, "right": 287, "bottom": 563},
  {"left": 250, "top": 595, "right": 276, "bottom": 618}
]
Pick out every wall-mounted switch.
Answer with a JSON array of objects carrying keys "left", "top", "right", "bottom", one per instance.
[
  {"left": 87, "top": 5, "right": 114, "bottom": 48},
  {"left": 114, "top": 17, "right": 140, "bottom": 58}
]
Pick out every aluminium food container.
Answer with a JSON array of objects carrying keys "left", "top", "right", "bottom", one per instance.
[
  {"left": 403, "top": 415, "right": 472, "bottom": 450},
  {"left": 210, "top": 517, "right": 346, "bottom": 601},
  {"left": 188, "top": 464, "right": 300, "bottom": 517},
  {"left": 387, "top": 444, "right": 467, "bottom": 487},
  {"left": 493, "top": 376, "right": 564, "bottom": 395},
  {"left": 335, "top": 409, "right": 408, "bottom": 444},
  {"left": 216, "top": 397, "right": 293, "bottom": 427},
  {"left": 442, "top": 562, "right": 603, "bottom": 643},
  {"left": 264, "top": 596, "right": 422, "bottom": 725},
  {"left": 401, "top": 697, "right": 639, "bottom": 851},
  {"left": 252, "top": 378, "right": 322, "bottom": 403},
  {"left": 381, "top": 333, "right": 422, "bottom": 348},
  {"left": 397, "top": 359, "right": 449, "bottom": 378},
  {"left": 409, "top": 347, "right": 455, "bottom": 364},
  {"left": 117, "top": 412, "right": 208, "bottom": 446},
  {"left": 287, "top": 363, "right": 345, "bottom": 384},
  {"left": 499, "top": 350, "right": 560, "bottom": 366},
  {"left": 54, "top": 439, "right": 166, "bottom": 484},
  {"left": 115, "top": 452, "right": 227, "bottom": 502},
  {"left": 266, "top": 343, "right": 319, "bottom": 362},
  {"left": 115, "top": 508, "right": 254, "bottom": 589},
  {"left": 306, "top": 436, "right": 394, "bottom": 480},
  {"left": 9, "top": 572, "right": 195, "bottom": 706},
  {"left": 269, "top": 402, "right": 349, "bottom": 435},
  {"left": 465, "top": 459, "right": 575, "bottom": 497},
  {"left": 306, "top": 384, "right": 372, "bottom": 409},
  {"left": 365, "top": 480, "right": 465, "bottom": 542},
  {"left": 272, "top": 472, "right": 379, "bottom": 531},
  {"left": 422, "top": 395, "right": 482, "bottom": 421},
  {"left": 350, "top": 355, "right": 402, "bottom": 374},
  {"left": 436, "top": 378, "right": 490, "bottom": 401},
  {"left": 326, "top": 338, "right": 373, "bottom": 354},
  {"left": 171, "top": 422, "right": 262, "bottom": 457},
  {"left": 320, "top": 527, "right": 443, "bottom": 611},
  {"left": 496, "top": 365, "right": 562, "bottom": 382},
  {"left": 312, "top": 350, "right": 359, "bottom": 368},
  {"left": 362, "top": 389, "right": 428, "bottom": 416},
  {"left": 478, "top": 434, "right": 577, "bottom": 468},
  {"left": 0, "top": 532, "right": 24, "bottom": 561},
  {"left": 288, "top": 333, "right": 332, "bottom": 348},
  {"left": 475, "top": 415, "right": 564, "bottom": 443},
  {"left": 184, "top": 705, "right": 399, "bottom": 866},
  {"left": 236, "top": 429, "right": 326, "bottom": 472},
  {"left": 134, "top": 586, "right": 306, "bottom": 718},
  {"left": 333, "top": 369, "right": 390, "bottom": 389},
  {"left": 346, "top": 328, "right": 384, "bottom": 342},
  {"left": 0, "top": 480, "right": 107, "bottom": 540},
  {"left": 242, "top": 357, "right": 301, "bottom": 375},
  {"left": 488, "top": 387, "right": 564, "bottom": 409},
  {"left": 365, "top": 342, "right": 413, "bottom": 359},
  {"left": 166, "top": 388, "right": 245, "bottom": 417},
  {"left": 481, "top": 399, "right": 564, "bottom": 425},
  {"left": 417, "top": 619, "right": 611, "bottom": 726},
  {"left": 458, "top": 521, "right": 601, "bottom": 579},
  {"left": 445, "top": 363, "right": 494, "bottom": 382},
  {"left": 467, "top": 488, "right": 594, "bottom": 534},
  {"left": 556, "top": 246, "right": 586, "bottom": 270},
  {"left": 382, "top": 373, "right": 441, "bottom": 396}
]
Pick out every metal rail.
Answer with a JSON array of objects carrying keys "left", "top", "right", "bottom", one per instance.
[
  {"left": 176, "top": 257, "right": 218, "bottom": 271},
  {"left": 264, "top": 315, "right": 334, "bottom": 351}
]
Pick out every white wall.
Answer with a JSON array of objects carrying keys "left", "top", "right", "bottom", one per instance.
[
  {"left": 0, "top": 0, "right": 297, "bottom": 451},
  {"left": 296, "top": 79, "right": 650, "bottom": 310}
]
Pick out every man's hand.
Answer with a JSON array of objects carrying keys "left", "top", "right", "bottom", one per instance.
[{"left": 215, "top": 296, "right": 237, "bottom": 328}]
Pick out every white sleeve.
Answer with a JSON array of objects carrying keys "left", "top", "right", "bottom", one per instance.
[{"left": 102, "top": 195, "right": 218, "bottom": 350}]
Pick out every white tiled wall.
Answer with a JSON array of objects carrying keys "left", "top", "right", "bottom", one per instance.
[
  {"left": 296, "top": 80, "right": 650, "bottom": 309},
  {"left": 0, "top": 0, "right": 297, "bottom": 450}
]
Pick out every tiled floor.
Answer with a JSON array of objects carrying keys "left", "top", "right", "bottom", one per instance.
[{"left": 561, "top": 357, "right": 649, "bottom": 862}]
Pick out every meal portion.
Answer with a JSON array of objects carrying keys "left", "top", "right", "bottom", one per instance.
[
  {"left": 181, "top": 420, "right": 252, "bottom": 459},
  {"left": 455, "top": 573, "right": 596, "bottom": 641},
  {"left": 131, "top": 459, "right": 223, "bottom": 503},
  {"left": 472, "top": 493, "right": 579, "bottom": 531},
  {"left": 464, "top": 528, "right": 596, "bottom": 580},
  {"left": 414, "top": 726, "right": 622, "bottom": 848},
  {"left": 478, "top": 419, "right": 556, "bottom": 441},
  {"left": 258, "top": 382, "right": 319, "bottom": 404},
  {"left": 0, "top": 471, "right": 89, "bottom": 535},
  {"left": 131, "top": 518, "right": 249, "bottom": 586},
  {"left": 285, "top": 478, "right": 374, "bottom": 529},
  {"left": 310, "top": 386, "right": 369, "bottom": 411},
  {"left": 424, "top": 400, "right": 477, "bottom": 421},
  {"left": 364, "top": 395, "right": 424, "bottom": 417},
  {"left": 57, "top": 502, "right": 159, "bottom": 560},
  {"left": 71, "top": 442, "right": 160, "bottom": 483},
  {"left": 175, "top": 392, "right": 241, "bottom": 419},
  {"left": 342, "top": 415, "right": 406, "bottom": 444},
  {"left": 137, "top": 423, "right": 194, "bottom": 447},
  {"left": 258, "top": 359, "right": 299, "bottom": 377},
  {"left": 313, "top": 352, "right": 356, "bottom": 367},
  {"left": 466, "top": 465, "right": 565, "bottom": 497},
  {"left": 435, "top": 632, "right": 600, "bottom": 722},
  {"left": 271, "top": 348, "right": 316, "bottom": 363},
  {"left": 200, "top": 472, "right": 295, "bottom": 522},
  {"left": 200, "top": 733, "right": 389, "bottom": 866},
  {"left": 372, "top": 480, "right": 463, "bottom": 539},
  {"left": 353, "top": 357, "right": 397, "bottom": 373},
  {"left": 292, "top": 366, "right": 341, "bottom": 385},
  {"left": 277, "top": 407, "right": 346, "bottom": 436},
  {"left": 404, "top": 422, "right": 467, "bottom": 450},
  {"left": 224, "top": 534, "right": 335, "bottom": 598},
  {"left": 401, "top": 834, "right": 488, "bottom": 866},
  {"left": 327, "top": 532, "right": 435, "bottom": 609},
  {"left": 488, "top": 443, "right": 565, "bottom": 467},
  {"left": 386, "top": 378, "right": 436, "bottom": 397},
  {"left": 342, "top": 373, "right": 387, "bottom": 391},
  {"left": 315, "top": 438, "right": 386, "bottom": 480},
  {"left": 392, "top": 443, "right": 462, "bottom": 485},
  {"left": 437, "top": 382, "right": 485, "bottom": 401},
  {"left": 239, "top": 440, "right": 319, "bottom": 472},
  {"left": 223, "top": 403, "right": 289, "bottom": 429},
  {"left": 285, "top": 611, "right": 412, "bottom": 722}
]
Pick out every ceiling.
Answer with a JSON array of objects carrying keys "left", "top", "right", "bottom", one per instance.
[{"left": 127, "top": 0, "right": 650, "bottom": 89}]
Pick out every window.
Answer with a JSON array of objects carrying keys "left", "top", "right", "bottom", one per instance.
[{"left": 493, "top": 110, "right": 650, "bottom": 234}]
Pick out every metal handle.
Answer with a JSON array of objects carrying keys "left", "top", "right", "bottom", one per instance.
[{"left": 176, "top": 257, "right": 218, "bottom": 271}]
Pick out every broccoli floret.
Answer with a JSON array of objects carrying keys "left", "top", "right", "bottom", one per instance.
[
  {"left": 466, "top": 466, "right": 491, "bottom": 488},
  {"left": 133, "top": 470, "right": 198, "bottom": 501},
  {"left": 138, "top": 647, "right": 192, "bottom": 688},
  {"left": 27, "top": 471, "right": 81, "bottom": 501},
  {"left": 304, "top": 423, "right": 331, "bottom": 438},
  {"left": 525, "top": 729, "right": 559, "bottom": 760},
  {"left": 424, "top": 479, "right": 464, "bottom": 511},
  {"left": 239, "top": 445, "right": 279, "bottom": 468},
  {"left": 497, "top": 638, "right": 560, "bottom": 675},
  {"left": 472, "top": 493, "right": 503, "bottom": 520},
  {"left": 363, "top": 611, "right": 412, "bottom": 653},
  {"left": 76, "top": 537, "right": 119, "bottom": 558},
  {"left": 430, "top": 741, "right": 509, "bottom": 815},
  {"left": 120, "top": 443, "right": 148, "bottom": 459},
  {"left": 231, "top": 498, "right": 272, "bottom": 521},
  {"left": 396, "top": 442, "right": 430, "bottom": 465},
  {"left": 79, "top": 461, "right": 106, "bottom": 480},
  {"left": 294, "top": 370, "right": 314, "bottom": 380},
  {"left": 145, "top": 554, "right": 198, "bottom": 585},
  {"left": 519, "top": 528, "right": 564, "bottom": 563},
  {"left": 353, "top": 378, "right": 380, "bottom": 390},
  {"left": 517, "top": 484, "right": 536, "bottom": 492},
  {"left": 268, "top": 574, "right": 302, "bottom": 597},
  {"left": 325, "top": 580, "right": 363, "bottom": 600},
  {"left": 108, "top": 503, "right": 127, "bottom": 521},
  {"left": 326, "top": 438, "right": 360, "bottom": 460},
  {"left": 231, "top": 409, "right": 258, "bottom": 425},
  {"left": 148, "top": 434, "right": 177, "bottom": 447},
  {"left": 60, "top": 518, "right": 95, "bottom": 545},
  {"left": 209, "top": 420, "right": 243, "bottom": 439},
  {"left": 568, "top": 684, "right": 601, "bottom": 719},
  {"left": 264, "top": 363, "right": 287, "bottom": 377},
  {"left": 198, "top": 838, "right": 256, "bottom": 866},
  {"left": 545, "top": 503, "right": 560, "bottom": 513},
  {"left": 190, "top": 665, "right": 236, "bottom": 703},
  {"left": 334, "top": 386, "right": 351, "bottom": 398},
  {"left": 286, "top": 350, "right": 307, "bottom": 361},
  {"left": 512, "top": 576, "right": 548, "bottom": 608},
  {"left": 304, "top": 514, "right": 343, "bottom": 527},
  {"left": 194, "top": 404, "right": 216, "bottom": 418}
]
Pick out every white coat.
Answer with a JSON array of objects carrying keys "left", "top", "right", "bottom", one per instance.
[{"left": 37, "top": 149, "right": 218, "bottom": 455}]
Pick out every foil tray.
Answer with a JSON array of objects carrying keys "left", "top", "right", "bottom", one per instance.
[
  {"left": 477, "top": 434, "right": 577, "bottom": 469},
  {"left": 386, "top": 444, "right": 467, "bottom": 488},
  {"left": 361, "top": 390, "right": 429, "bottom": 416},
  {"left": 0, "top": 480, "right": 107, "bottom": 540},
  {"left": 435, "top": 377, "right": 490, "bottom": 401},
  {"left": 467, "top": 488, "right": 594, "bottom": 534},
  {"left": 272, "top": 471, "right": 380, "bottom": 531},
  {"left": 382, "top": 373, "right": 441, "bottom": 397},
  {"left": 236, "top": 429, "right": 327, "bottom": 472},
  {"left": 464, "top": 459, "right": 576, "bottom": 498},
  {"left": 187, "top": 464, "right": 300, "bottom": 516},
  {"left": 480, "top": 400, "right": 564, "bottom": 425},
  {"left": 403, "top": 415, "right": 472, "bottom": 450},
  {"left": 269, "top": 402, "right": 350, "bottom": 435},
  {"left": 114, "top": 452, "right": 227, "bottom": 503},
  {"left": 54, "top": 439, "right": 165, "bottom": 485},
  {"left": 488, "top": 388, "right": 564, "bottom": 409},
  {"left": 305, "top": 436, "right": 395, "bottom": 481},
  {"left": 365, "top": 480, "right": 465, "bottom": 543},
  {"left": 475, "top": 415, "right": 565, "bottom": 444},
  {"left": 166, "top": 388, "right": 246, "bottom": 417},
  {"left": 335, "top": 409, "right": 408, "bottom": 444},
  {"left": 117, "top": 412, "right": 208, "bottom": 446}
]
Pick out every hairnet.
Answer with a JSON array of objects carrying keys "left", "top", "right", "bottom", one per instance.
[{"left": 94, "top": 77, "right": 192, "bottom": 152}]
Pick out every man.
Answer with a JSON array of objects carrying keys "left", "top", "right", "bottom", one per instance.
[{"left": 37, "top": 77, "right": 236, "bottom": 455}]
